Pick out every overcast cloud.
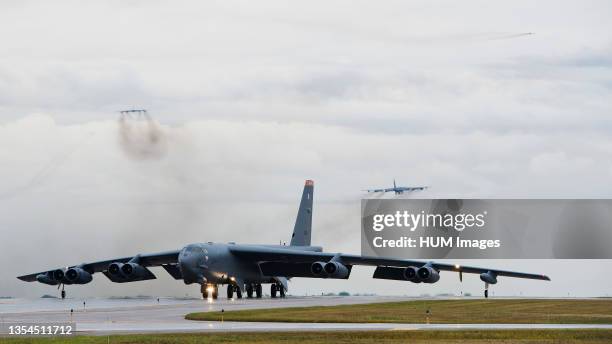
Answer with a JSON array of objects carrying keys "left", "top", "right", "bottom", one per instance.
[{"left": 1, "top": 0, "right": 611, "bottom": 298}]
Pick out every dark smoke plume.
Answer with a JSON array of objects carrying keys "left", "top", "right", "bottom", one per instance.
[{"left": 118, "top": 113, "right": 167, "bottom": 160}]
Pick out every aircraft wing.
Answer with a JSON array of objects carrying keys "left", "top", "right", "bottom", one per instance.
[
  {"left": 229, "top": 246, "right": 550, "bottom": 281},
  {"left": 17, "top": 250, "right": 180, "bottom": 282},
  {"left": 399, "top": 186, "right": 428, "bottom": 191},
  {"left": 365, "top": 188, "right": 386, "bottom": 193}
]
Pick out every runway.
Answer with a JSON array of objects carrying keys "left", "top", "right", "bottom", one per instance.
[{"left": 2, "top": 296, "right": 612, "bottom": 335}]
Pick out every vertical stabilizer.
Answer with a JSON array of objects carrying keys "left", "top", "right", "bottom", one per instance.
[{"left": 290, "top": 180, "right": 314, "bottom": 246}]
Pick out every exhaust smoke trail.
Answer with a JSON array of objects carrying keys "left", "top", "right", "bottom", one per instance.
[{"left": 118, "top": 111, "right": 167, "bottom": 160}]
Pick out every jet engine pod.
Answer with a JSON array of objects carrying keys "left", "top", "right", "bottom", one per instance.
[
  {"left": 65, "top": 267, "right": 93, "bottom": 284},
  {"left": 108, "top": 262, "right": 124, "bottom": 277},
  {"left": 323, "top": 262, "right": 349, "bottom": 279},
  {"left": 480, "top": 271, "right": 498, "bottom": 284},
  {"left": 52, "top": 269, "right": 65, "bottom": 281},
  {"left": 311, "top": 261, "right": 326, "bottom": 277},
  {"left": 403, "top": 266, "right": 421, "bottom": 283},
  {"left": 417, "top": 266, "right": 440, "bottom": 283},
  {"left": 121, "top": 262, "right": 147, "bottom": 278}
]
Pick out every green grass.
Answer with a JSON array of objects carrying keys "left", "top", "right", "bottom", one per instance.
[
  {"left": 3, "top": 330, "right": 612, "bottom": 343},
  {"left": 186, "top": 299, "right": 612, "bottom": 324}
]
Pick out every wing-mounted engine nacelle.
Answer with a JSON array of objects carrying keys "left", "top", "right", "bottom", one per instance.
[
  {"left": 403, "top": 266, "right": 421, "bottom": 283},
  {"left": 480, "top": 271, "right": 498, "bottom": 284},
  {"left": 108, "top": 262, "right": 125, "bottom": 277},
  {"left": 121, "top": 262, "right": 147, "bottom": 278},
  {"left": 311, "top": 261, "right": 350, "bottom": 279},
  {"left": 323, "top": 262, "right": 349, "bottom": 279},
  {"left": 65, "top": 267, "right": 93, "bottom": 284},
  {"left": 108, "top": 262, "right": 146, "bottom": 279},
  {"left": 311, "top": 261, "right": 326, "bottom": 277},
  {"left": 106, "top": 261, "right": 156, "bottom": 283},
  {"left": 417, "top": 266, "right": 440, "bottom": 283}
]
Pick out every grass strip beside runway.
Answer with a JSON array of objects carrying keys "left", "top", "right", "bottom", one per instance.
[
  {"left": 4, "top": 330, "right": 612, "bottom": 343},
  {"left": 186, "top": 299, "right": 612, "bottom": 324}
]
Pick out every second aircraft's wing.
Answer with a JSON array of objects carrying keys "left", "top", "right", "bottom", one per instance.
[{"left": 229, "top": 245, "right": 550, "bottom": 281}]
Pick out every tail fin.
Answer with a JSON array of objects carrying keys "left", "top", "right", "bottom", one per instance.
[
  {"left": 393, "top": 179, "right": 397, "bottom": 188},
  {"left": 290, "top": 180, "right": 314, "bottom": 246}
]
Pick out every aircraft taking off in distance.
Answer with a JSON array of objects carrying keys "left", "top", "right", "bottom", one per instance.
[
  {"left": 365, "top": 179, "right": 428, "bottom": 195},
  {"left": 18, "top": 180, "right": 548, "bottom": 300}
]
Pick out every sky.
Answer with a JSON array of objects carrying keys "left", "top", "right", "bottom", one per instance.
[{"left": 1, "top": 0, "right": 611, "bottom": 299}]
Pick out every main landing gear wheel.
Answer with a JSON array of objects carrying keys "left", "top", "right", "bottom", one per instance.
[
  {"left": 255, "top": 284, "right": 262, "bottom": 298},
  {"left": 201, "top": 284, "right": 208, "bottom": 299},
  {"left": 279, "top": 285, "right": 286, "bottom": 298},
  {"left": 236, "top": 286, "right": 243, "bottom": 299},
  {"left": 60, "top": 284, "right": 66, "bottom": 299},
  {"left": 227, "top": 285, "right": 234, "bottom": 299},
  {"left": 246, "top": 284, "right": 253, "bottom": 298},
  {"left": 271, "top": 283, "right": 284, "bottom": 298},
  {"left": 212, "top": 284, "right": 218, "bottom": 299},
  {"left": 484, "top": 289, "right": 489, "bottom": 298}
]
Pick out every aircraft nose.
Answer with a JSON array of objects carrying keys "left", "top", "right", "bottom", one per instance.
[{"left": 178, "top": 248, "right": 205, "bottom": 285}]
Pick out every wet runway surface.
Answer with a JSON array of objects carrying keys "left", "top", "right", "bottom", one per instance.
[{"left": 2, "top": 296, "right": 612, "bottom": 335}]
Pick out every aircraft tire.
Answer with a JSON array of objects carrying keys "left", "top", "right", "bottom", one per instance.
[
  {"left": 271, "top": 283, "right": 277, "bottom": 298},
  {"left": 212, "top": 285, "right": 218, "bottom": 299},
  {"left": 246, "top": 284, "right": 253, "bottom": 298},
  {"left": 227, "top": 285, "right": 234, "bottom": 299},
  {"left": 236, "top": 286, "right": 243, "bottom": 299},
  {"left": 279, "top": 284, "right": 285, "bottom": 298},
  {"left": 256, "top": 284, "right": 262, "bottom": 298},
  {"left": 484, "top": 289, "right": 488, "bottom": 298}
]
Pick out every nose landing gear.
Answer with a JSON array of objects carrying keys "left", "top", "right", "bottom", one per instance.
[{"left": 201, "top": 284, "right": 218, "bottom": 299}]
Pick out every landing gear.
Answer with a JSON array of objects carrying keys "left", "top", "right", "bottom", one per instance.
[
  {"left": 484, "top": 282, "right": 489, "bottom": 298},
  {"left": 270, "top": 283, "right": 285, "bottom": 298},
  {"left": 279, "top": 285, "right": 286, "bottom": 298},
  {"left": 236, "top": 286, "right": 242, "bottom": 299},
  {"left": 227, "top": 285, "right": 243, "bottom": 299},
  {"left": 201, "top": 284, "right": 208, "bottom": 299},
  {"left": 255, "top": 284, "right": 262, "bottom": 298},
  {"left": 246, "top": 284, "right": 253, "bottom": 298},
  {"left": 202, "top": 284, "right": 218, "bottom": 299},
  {"left": 60, "top": 285, "right": 66, "bottom": 299}
]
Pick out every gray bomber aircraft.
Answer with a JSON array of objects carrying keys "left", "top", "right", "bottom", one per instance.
[
  {"left": 18, "top": 180, "right": 549, "bottom": 299},
  {"left": 365, "top": 179, "right": 427, "bottom": 195}
]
